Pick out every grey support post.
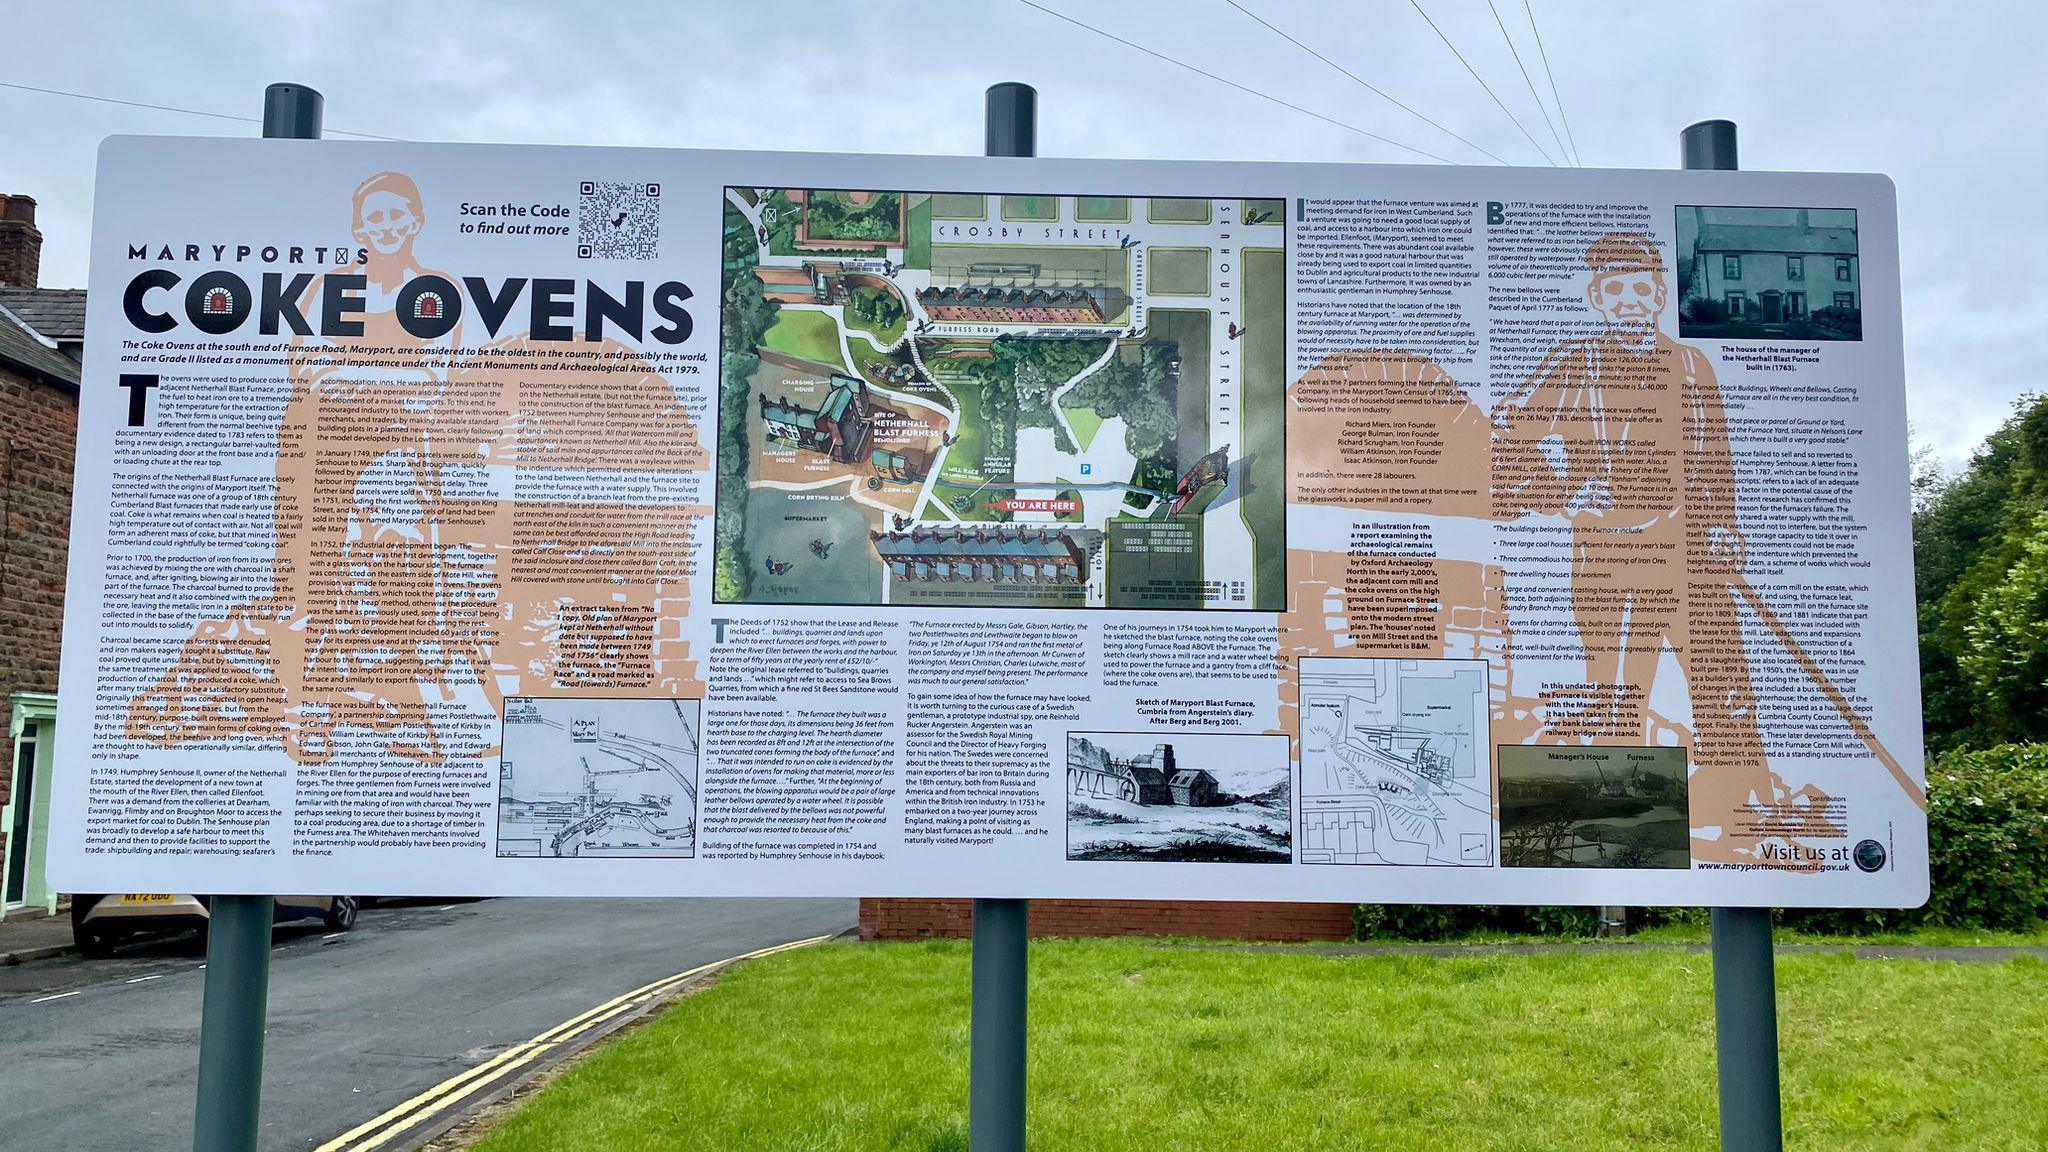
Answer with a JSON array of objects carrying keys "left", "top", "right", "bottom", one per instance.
[
  {"left": 190, "top": 83, "right": 321, "bottom": 1152},
  {"left": 1685, "top": 116, "right": 1782, "bottom": 1152},
  {"left": 967, "top": 81, "right": 1036, "bottom": 1152}
]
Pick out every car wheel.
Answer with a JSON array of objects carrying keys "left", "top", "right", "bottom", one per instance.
[
  {"left": 323, "top": 896, "right": 359, "bottom": 931},
  {"left": 75, "top": 925, "right": 117, "bottom": 959}
]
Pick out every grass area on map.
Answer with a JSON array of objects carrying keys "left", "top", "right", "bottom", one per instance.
[
  {"left": 467, "top": 938, "right": 2048, "bottom": 1152},
  {"left": 1148, "top": 309, "right": 1209, "bottom": 465},
  {"left": 1146, "top": 247, "right": 1210, "bottom": 296},
  {"left": 1001, "top": 194, "right": 1059, "bottom": 220},
  {"left": 906, "top": 194, "right": 932, "bottom": 269},
  {"left": 1076, "top": 196, "right": 1130, "bottom": 222},
  {"left": 761, "top": 309, "right": 845, "bottom": 371},
  {"left": 931, "top": 193, "right": 986, "bottom": 219},
  {"left": 1062, "top": 397, "right": 1105, "bottom": 452},
  {"left": 1148, "top": 197, "right": 1211, "bottom": 224},
  {"left": 1241, "top": 247, "right": 1285, "bottom": 610}
]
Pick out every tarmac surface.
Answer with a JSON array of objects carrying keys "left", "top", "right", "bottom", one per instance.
[{"left": 0, "top": 897, "right": 855, "bottom": 1151}]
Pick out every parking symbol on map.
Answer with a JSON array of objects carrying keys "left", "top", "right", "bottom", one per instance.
[{"left": 1080, "top": 463, "right": 1092, "bottom": 475}]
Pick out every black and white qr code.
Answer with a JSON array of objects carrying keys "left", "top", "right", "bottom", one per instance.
[{"left": 576, "top": 180, "right": 661, "bottom": 260}]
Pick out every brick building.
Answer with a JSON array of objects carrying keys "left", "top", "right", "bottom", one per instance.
[
  {"left": 0, "top": 194, "right": 79, "bottom": 920},
  {"left": 859, "top": 899, "right": 1356, "bottom": 942}
]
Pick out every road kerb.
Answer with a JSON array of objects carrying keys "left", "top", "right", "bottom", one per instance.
[{"left": 313, "top": 930, "right": 843, "bottom": 1152}]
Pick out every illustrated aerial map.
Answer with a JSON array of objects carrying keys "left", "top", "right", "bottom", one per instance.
[
  {"left": 1298, "top": 657, "right": 1493, "bottom": 867},
  {"left": 496, "top": 698, "right": 700, "bottom": 858},
  {"left": 714, "top": 189, "right": 1286, "bottom": 610}
]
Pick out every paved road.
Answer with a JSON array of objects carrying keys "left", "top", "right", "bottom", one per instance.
[{"left": 0, "top": 897, "right": 856, "bottom": 1151}]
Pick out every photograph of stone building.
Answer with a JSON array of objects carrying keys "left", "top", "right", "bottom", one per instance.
[
  {"left": 1678, "top": 205, "right": 1861, "bottom": 340},
  {"left": 1066, "top": 732, "right": 1292, "bottom": 864}
]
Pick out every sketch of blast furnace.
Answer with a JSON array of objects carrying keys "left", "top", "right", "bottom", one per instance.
[{"left": 1067, "top": 737, "right": 1224, "bottom": 807}]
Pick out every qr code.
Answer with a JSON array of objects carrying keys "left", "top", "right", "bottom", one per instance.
[{"left": 577, "top": 180, "right": 661, "bottom": 260}]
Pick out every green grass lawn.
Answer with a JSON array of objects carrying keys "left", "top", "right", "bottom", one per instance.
[
  {"left": 1001, "top": 194, "right": 1059, "bottom": 220},
  {"left": 470, "top": 938, "right": 2048, "bottom": 1152},
  {"left": 1147, "top": 246, "right": 1211, "bottom": 295},
  {"left": 761, "top": 309, "right": 846, "bottom": 371},
  {"left": 906, "top": 194, "right": 932, "bottom": 269},
  {"left": 1148, "top": 197, "right": 1211, "bottom": 224},
  {"left": 1061, "top": 395, "right": 1104, "bottom": 452},
  {"left": 1076, "top": 196, "right": 1130, "bottom": 222}
]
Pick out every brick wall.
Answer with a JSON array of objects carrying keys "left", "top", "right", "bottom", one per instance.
[
  {"left": 0, "top": 364, "right": 77, "bottom": 837},
  {"left": 859, "top": 898, "right": 1357, "bottom": 942}
]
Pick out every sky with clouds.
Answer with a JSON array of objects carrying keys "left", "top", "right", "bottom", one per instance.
[{"left": 3, "top": 0, "right": 2037, "bottom": 466}]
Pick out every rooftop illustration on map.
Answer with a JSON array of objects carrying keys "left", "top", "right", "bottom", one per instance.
[{"left": 714, "top": 189, "right": 1286, "bottom": 610}]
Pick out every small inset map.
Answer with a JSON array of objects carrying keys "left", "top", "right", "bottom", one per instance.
[
  {"left": 1299, "top": 657, "right": 1492, "bottom": 867},
  {"left": 496, "top": 698, "right": 700, "bottom": 858}
]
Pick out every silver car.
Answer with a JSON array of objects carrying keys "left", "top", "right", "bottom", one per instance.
[{"left": 70, "top": 894, "right": 358, "bottom": 957}]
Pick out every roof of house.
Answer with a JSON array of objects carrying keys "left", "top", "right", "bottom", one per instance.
[
  {"left": 871, "top": 526, "right": 1081, "bottom": 561},
  {"left": 0, "top": 302, "right": 80, "bottom": 389},
  {"left": 1695, "top": 224, "right": 1858, "bottom": 256},
  {"left": 1168, "top": 769, "right": 1214, "bottom": 788},
  {"left": 0, "top": 287, "right": 87, "bottom": 341}
]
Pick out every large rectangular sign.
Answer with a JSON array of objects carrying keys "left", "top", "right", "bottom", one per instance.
[{"left": 51, "top": 136, "right": 1925, "bottom": 905}]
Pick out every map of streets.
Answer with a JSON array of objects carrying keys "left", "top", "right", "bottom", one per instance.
[{"left": 714, "top": 190, "right": 1286, "bottom": 610}]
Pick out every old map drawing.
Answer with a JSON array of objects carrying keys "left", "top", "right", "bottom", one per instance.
[
  {"left": 1298, "top": 657, "right": 1492, "bottom": 867},
  {"left": 496, "top": 698, "right": 699, "bottom": 858}
]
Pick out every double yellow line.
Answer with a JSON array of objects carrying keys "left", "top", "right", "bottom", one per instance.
[{"left": 314, "top": 932, "right": 839, "bottom": 1152}]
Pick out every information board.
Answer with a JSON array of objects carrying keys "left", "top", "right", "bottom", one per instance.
[{"left": 51, "top": 137, "right": 1925, "bottom": 905}]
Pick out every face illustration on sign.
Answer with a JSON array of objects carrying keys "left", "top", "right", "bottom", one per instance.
[
  {"left": 1589, "top": 268, "right": 1665, "bottom": 343},
  {"left": 355, "top": 182, "right": 423, "bottom": 259}
]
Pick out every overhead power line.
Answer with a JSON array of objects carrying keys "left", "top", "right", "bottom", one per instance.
[
  {"left": 1014, "top": 0, "right": 1458, "bottom": 164},
  {"left": 1406, "top": 0, "right": 1557, "bottom": 165},
  {"left": 1525, "top": 0, "right": 1582, "bottom": 166},
  {"left": 1486, "top": 0, "right": 1571, "bottom": 165},
  {"left": 0, "top": 81, "right": 401, "bottom": 141},
  {"left": 1224, "top": 0, "right": 1512, "bottom": 166}
]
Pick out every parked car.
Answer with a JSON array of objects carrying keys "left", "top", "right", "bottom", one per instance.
[{"left": 70, "top": 894, "right": 358, "bottom": 957}]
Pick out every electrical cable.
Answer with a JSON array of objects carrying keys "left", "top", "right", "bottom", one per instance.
[
  {"left": 0, "top": 81, "right": 401, "bottom": 140},
  {"left": 1406, "top": 0, "right": 1557, "bottom": 165},
  {"left": 1525, "top": 0, "right": 1582, "bottom": 166},
  {"left": 1487, "top": 0, "right": 1571, "bottom": 165},
  {"left": 1224, "top": 0, "right": 1512, "bottom": 165},
  {"left": 1015, "top": 0, "right": 1458, "bottom": 164}
]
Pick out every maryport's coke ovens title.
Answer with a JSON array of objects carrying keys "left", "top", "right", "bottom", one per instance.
[{"left": 117, "top": 242, "right": 695, "bottom": 344}]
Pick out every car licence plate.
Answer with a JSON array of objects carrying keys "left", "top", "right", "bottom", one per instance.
[{"left": 119, "top": 894, "right": 176, "bottom": 905}]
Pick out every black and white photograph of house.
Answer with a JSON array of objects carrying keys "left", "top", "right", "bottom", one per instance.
[
  {"left": 1065, "top": 731, "right": 1292, "bottom": 863},
  {"left": 1677, "top": 205, "right": 1860, "bottom": 341}
]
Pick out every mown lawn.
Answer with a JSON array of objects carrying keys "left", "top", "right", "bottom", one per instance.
[
  {"left": 470, "top": 938, "right": 2048, "bottom": 1152},
  {"left": 761, "top": 309, "right": 846, "bottom": 371}
]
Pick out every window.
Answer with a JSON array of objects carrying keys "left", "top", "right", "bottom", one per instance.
[
  {"left": 1833, "top": 292, "right": 1856, "bottom": 310},
  {"left": 1835, "top": 256, "right": 1853, "bottom": 280},
  {"left": 1725, "top": 291, "right": 1747, "bottom": 317},
  {"left": 1789, "top": 292, "right": 1806, "bottom": 317},
  {"left": 1786, "top": 256, "right": 1804, "bottom": 280},
  {"left": 1723, "top": 254, "right": 1742, "bottom": 281}
]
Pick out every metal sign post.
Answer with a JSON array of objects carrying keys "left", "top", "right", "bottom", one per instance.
[
  {"left": 189, "top": 83, "right": 321, "bottom": 1152},
  {"left": 1686, "top": 117, "right": 1785, "bottom": 1152},
  {"left": 967, "top": 81, "right": 1035, "bottom": 1152}
]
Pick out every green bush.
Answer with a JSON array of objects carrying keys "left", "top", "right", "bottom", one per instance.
[
  {"left": 1355, "top": 744, "right": 2048, "bottom": 939},
  {"left": 1915, "top": 742, "right": 2046, "bottom": 927}
]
